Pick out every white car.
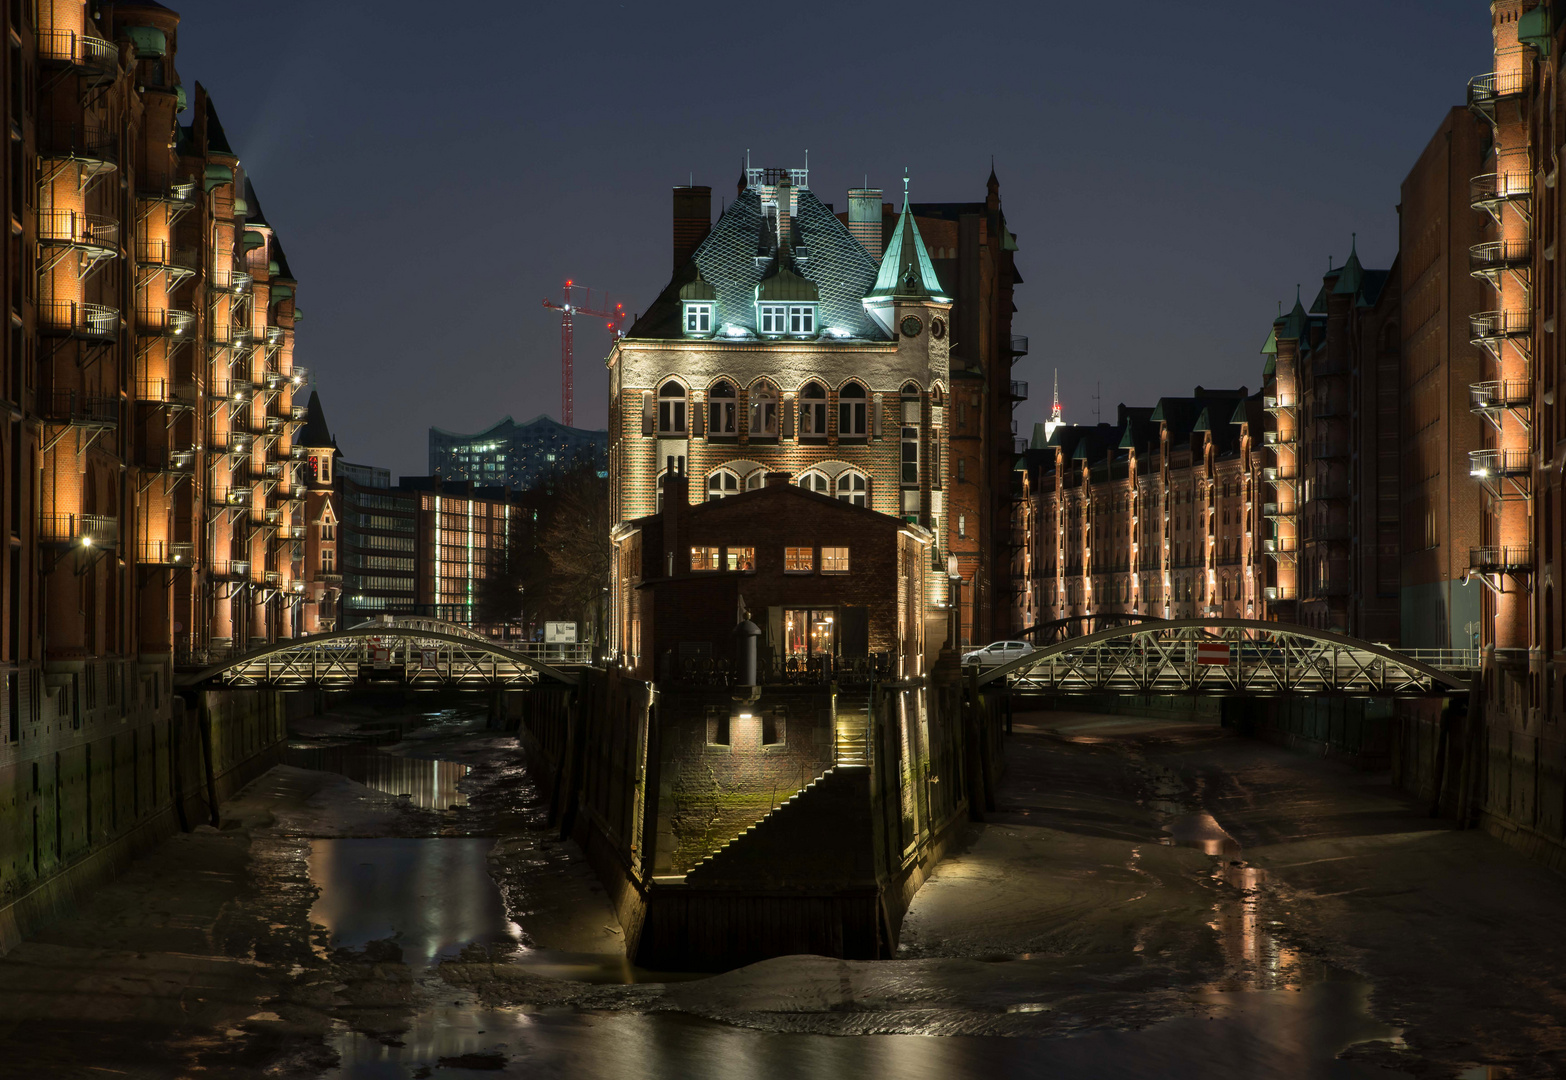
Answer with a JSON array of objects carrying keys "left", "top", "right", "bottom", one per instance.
[{"left": 962, "top": 640, "right": 1035, "bottom": 668}]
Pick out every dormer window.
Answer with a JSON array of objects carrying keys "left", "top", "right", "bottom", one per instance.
[
  {"left": 759, "top": 305, "right": 786, "bottom": 335},
  {"left": 788, "top": 305, "right": 815, "bottom": 335},
  {"left": 684, "top": 303, "right": 713, "bottom": 335}
]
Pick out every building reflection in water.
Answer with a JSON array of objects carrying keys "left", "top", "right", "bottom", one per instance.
[
  {"left": 288, "top": 742, "right": 471, "bottom": 809},
  {"left": 308, "top": 838, "right": 521, "bottom": 968}
]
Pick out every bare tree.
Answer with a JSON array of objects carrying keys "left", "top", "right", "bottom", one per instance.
[{"left": 537, "top": 459, "right": 611, "bottom": 644}]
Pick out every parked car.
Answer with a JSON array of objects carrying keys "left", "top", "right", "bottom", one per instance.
[{"left": 961, "top": 640, "right": 1036, "bottom": 668}]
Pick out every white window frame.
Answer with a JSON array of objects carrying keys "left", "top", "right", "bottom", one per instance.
[
  {"left": 749, "top": 382, "right": 779, "bottom": 436},
  {"left": 787, "top": 304, "right": 816, "bottom": 335},
  {"left": 684, "top": 302, "right": 713, "bottom": 335},
  {"left": 800, "top": 382, "right": 828, "bottom": 438},
  {"left": 821, "top": 546, "right": 850, "bottom": 574},
  {"left": 707, "top": 380, "right": 737, "bottom": 436},
  {"left": 759, "top": 304, "right": 787, "bottom": 335},
  {"left": 835, "top": 470, "right": 868, "bottom": 507},
  {"left": 797, "top": 470, "right": 829, "bottom": 496},
  {"left": 706, "top": 469, "right": 740, "bottom": 501},
  {"left": 657, "top": 381, "right": 687, "bottom": 435},
  {"left": 838, "top": 382, "right": 867, "bottom": 437}
]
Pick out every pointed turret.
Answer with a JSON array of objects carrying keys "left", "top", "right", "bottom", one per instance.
[
  {"left": 1331, "top": 234, "right": 1364, "bottom": 297},
  {"left": 863, "top": 174, "right": 949, "bottom": 335}
]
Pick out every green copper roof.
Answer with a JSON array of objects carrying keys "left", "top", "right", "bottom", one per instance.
[
  {"left": 755, "top": 261, "right": 819, "bottom": 302},
  {"left": 1192, "top": 407, "right": 1212, "bottom": 434},
  {"left": 1260, "top": 327, "right": 1277, "bottom": 355},
  {"left": 125, "top": 26, "right": 167, "bottom": 58},
  {"left": 1309, "top": 284, "right": 1327, "bottom": 314},
  {"left": 678, "top": 270, "right": 717, "bottom": 302},
  {"left": 1277, "top": 294, "right": 1308, "bottom": 341},
  {"left": 1332, "top": 241, "right": 1363, "bottom": 296},
  {"left": 1229, "top": 399, "right": 1250, "bottom": 426},
  {"left": 1031, "top": 422, "right": 1051, "bottom": 449},
  {"left": 241, "top": 230, "right": 266, "bottom": 252},
  {"left": 203, "top": 163, "right": 232, "bottom": 191},
  {"left": 1519, "top": 3, "right": 1553, "bottom": 55},
  {"left": 867, "top": 180, "right": 950, "bottom": 302},
  {"left": 1263, "top": 354, "right": 1276, "bottom": 377}
]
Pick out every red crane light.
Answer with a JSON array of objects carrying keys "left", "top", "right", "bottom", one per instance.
[{"left": 542, "top": 281, "right": 625, "bottom": 427}]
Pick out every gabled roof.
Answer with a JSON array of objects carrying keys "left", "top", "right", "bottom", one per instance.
[
  {"left": 271, "top": 236, "right": 294, "bottom": 281},
  {"left": 244, "top": 177, "right": 270, "bottom": 229},
  {"left": 204, "top": 92, "right": 233, "bottom": 156},
  {"left": 868, "top": 186, "right": 949, "bottom": 303},
  {"left": 625, "top": 185, "right": 884, "bottom": 340},
  {"left": 1276, "top": 293, "right": 1308, "bottom": 341}
]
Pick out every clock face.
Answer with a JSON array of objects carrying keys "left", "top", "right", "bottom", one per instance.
[
  {"left": 931, "top": 317, "right": 946, "bottom": 340},
  {"left": 900, "top": 315, "right": 923, "bottom": 338}
]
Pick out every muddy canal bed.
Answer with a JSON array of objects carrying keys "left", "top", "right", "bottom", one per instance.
[{"left": 0, "top": 702, "right": 1559, "bottom": 1078}]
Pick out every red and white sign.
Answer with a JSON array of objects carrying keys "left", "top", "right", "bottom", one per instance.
[
  {"left": 372, "top": 647, "right": 391, "bottom": 669},
  {"left": 1197, "top": 641, "right": 1231, "bottom": 666}
]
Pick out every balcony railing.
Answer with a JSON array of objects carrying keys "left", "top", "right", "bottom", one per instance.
[
  {"left": 38, "top": 30, "right": 119, "bottom": 80},
  {"left": 133, "top": 379, "right": 198, "bottom": 410},
  {"left": 136, "top": 239, "right": 198, "bottom": 272},
  {"left": 1468, "top": 70, "right": 1530, "bottom": 113},
  {"left": 39, "top": 390, "right": 117, "bottom": 426},
  {"left": 139, "top": 540, "right": 194, "bottom": 566},
  {"left": 1264, "top": 586, "right": 1296, "bottom": 602},
  {"left": 1263, "top": 430, "right": 1295, "bottom": 445},
  {"left": 1008, "top": 335, "right": 1029, "bottom": 356},
  {"left": 1470, "top": 239, "right": 1532, "bottom": 276},
  {"left": 1468, "top": 448, "right": 1531, "bottom": 478},
  {"left": 136, "top": 307, "right": 196, "bottom": 337},
  {"left": 1470, "top": 380, "right": 1532, "bottom": 412},
  {"left": 38, "top": 122, "right": 117, "bottom": 167},
  {"left": 1262, "top": 394, "right": 1297, "bottom": 412},
  {"left": 1470, "top": 545, "right": 1534, "bottom": 573},
  {"left": 217, "top": 489, "right": 252, "bottom": 508},
  {"left": 1262, "top": 466, "right": 1298, "bottom": 483},
  {"left": 1009, "top": 380, "right": 1029, "bottom": 401},
  {"left": 212, "top": 560, "right": 250, "bottom": 580},
  {"left": 1470, "top": 310, "right": 1532, "bottom": 348},
  {"left": 1470, "top": 172, "right": 1532, "bottom": 209},
  {"left": 146, "top": 449, "right": 196, "bottom": 475},
  {"left": 38, "top": 301, "right": 119, "bottom": 340},
  {"left": 39, "top": 513, "right": 117, "bottom": 549},
  {"left": 38, "top": 209, "right": 119, "bottom": 252},
  {"left": 1312, "top": 441, "right": 1348, "bottom": 459},
  {"left": 222, "top": 379, "right": 256, "bottom": 404}
]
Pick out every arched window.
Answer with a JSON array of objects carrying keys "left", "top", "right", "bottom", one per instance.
[
  {"left": 836, "top": 470, "right": 868, "bottom": 507},
  {"left": 800, "top": 381, "right": 827, "bottom": 438},
  {"left": 749, "top": 381, "right": 778, "bottom": 437},
  {"left": 745, "top": 470, "right": 766, "bottom": 491},
  {"left": 657, "top": 381, "right": 686, "bottom": 434},
  {"left": 838, "top": 382, "right": 867, "bottom": 438},
  {"left": 708, "top": 380, "right": 737, "bottom": 436},
  {"left": 797, "top": 470, "right": 829, "bottom": 495},
  {"left": 706, "top": 468, "right": 740, "bottom": 500}
]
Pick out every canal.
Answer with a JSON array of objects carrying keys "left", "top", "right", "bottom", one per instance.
[{"left": 0, "top": 699, "right": 1556, "bottom": 1078}]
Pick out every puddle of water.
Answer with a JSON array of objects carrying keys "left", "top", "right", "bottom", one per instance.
[
  {"left": 289, "top": 743, "right": 472, "bottom": 810},
  {"left": 308, "top": 838, "right": 521, "bottom": 967},
  {"left": 327, "top": 988, "right": 1409, "bottom": 1079},
  {"left": 1163, "top": 810, "right": 1243, "bottom": 856}
]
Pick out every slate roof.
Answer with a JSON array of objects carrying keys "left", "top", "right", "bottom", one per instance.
[
  {"left": 244, "top": 177, "right": 270, "bottom": 228},
  {"left": 626, "top": 186, "right": 886, "bottom": 341},
  {"left": 299, "top": 390, "right": 336, "bottom": 449}
]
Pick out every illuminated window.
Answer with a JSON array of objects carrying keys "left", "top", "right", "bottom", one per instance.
[
  {"left": 657, "top": 381, "right": 687, "bottom": 434},
  {"left": 838, "top": 382, "right": 867, "bottom": 437},
  {"left": 800, "top": 381, "right": 827, "bottom": 438},
  {"left": 726, "top": 546, "right": 755, "bottom": 571},
  {"left": 788, "top": 304, "right": 815, "bottom": 335},
  {"left": 321, "top": 548, "right": 335, "bottom": 572},
  {"left": 822, "top": 546, "right": 849, "bottom": 573},
  {"left": 835, "top": 470, "right": 868, "bottom": 507},
  {"left": 690, "top": 546, "right": 720, "bottom": 571},
  {"left": 706, "top": 469, "right": 739, "bottom": 500},
  {"left": 749, "top": 381, "right": 779, "bottom": 436},
  {"left": 684, "top": 302, "right": 712, "bottom": 334},
  {"left": 760, "top": 304, "right": 786, "bottom": 334},
  {"left": 785, "top": 546, "right": 814, "bottom": 573},
  {"left": 797, "top": 470, "right": 829, "bottom": 495},
  {"left": 708, "top": 380, "right": 737, "bottom": 435}
]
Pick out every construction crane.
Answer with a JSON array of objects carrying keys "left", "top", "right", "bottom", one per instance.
[{"left": 542, "top": 281, "right": 625, "bottom": 427}]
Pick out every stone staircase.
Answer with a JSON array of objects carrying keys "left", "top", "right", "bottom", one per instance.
[
  {"left": 684, "top": 765, "right": 874, "bottom": 888},
  {"left": 834, "top": 692, "right": 871, "bottom": 767}
]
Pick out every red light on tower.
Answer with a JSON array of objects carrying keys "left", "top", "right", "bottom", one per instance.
[{"left": 542, "top": 280, "right": 625, "bottom": 426}]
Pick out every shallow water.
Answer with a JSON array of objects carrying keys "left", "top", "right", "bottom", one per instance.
[
  {"left": 308, "top": 838, "right": 521, "bottom": 967},
  {"left": 289, "top": 742, "right": 472, "bottom": 810}
]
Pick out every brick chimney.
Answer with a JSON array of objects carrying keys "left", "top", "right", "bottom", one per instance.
[
  {"left": 672, "top": 186, "right": 712, "bottom": 270},
  {"left": 776, "top": 174, "right": 792, "bottom": 257},
  {"left": 848, "top": 187, "right": 883, "bottom": 261},
  {"left": 661, "top": 462, "right": 689, "bottom": 576},
  {"left": 764, "top": 471, "right": 792, "bottom": 488}
]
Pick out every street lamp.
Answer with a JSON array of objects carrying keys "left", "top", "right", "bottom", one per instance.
[{"left": 946, "top": 554, "right": 962, "bottom": 651}]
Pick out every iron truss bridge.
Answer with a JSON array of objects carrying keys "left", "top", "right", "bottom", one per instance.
[
  {"left": 174, "top": 621, "right": 578, "bottom": 690},
  {"left": 976, "top": 619, "right": 1472, "bottom": 697},
  {"left": 1020, "top": 612, "right": 1165, "bottom": 645}
]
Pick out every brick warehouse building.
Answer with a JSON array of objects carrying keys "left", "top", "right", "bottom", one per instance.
[
  {"left": 1013, "top": 388, "right": 1268, "bottom": 627},
  {"left": 0, "top": 2, "right": 309, "bottom": 943},
  {"left": 608, "top": 164, "right": 959, "bottom": 663},
  {"left": 613, "top": 470, "right": 932, "bottom": 683}
]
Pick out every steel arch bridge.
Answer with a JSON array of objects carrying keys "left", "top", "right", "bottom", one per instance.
[
  {"left": 1019, "top": 612, "right": 1165, "bottom": 645},
  {"left": 174, "top": 620, "right": 579, "bottom": 690},
  {"left": 975, "top": 619, "right": 1472, "bottom": 697}
]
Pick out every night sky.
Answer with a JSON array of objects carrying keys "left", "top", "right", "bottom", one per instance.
[{"left": 173, "top": 1, "right": 1492, "bottom": 478}]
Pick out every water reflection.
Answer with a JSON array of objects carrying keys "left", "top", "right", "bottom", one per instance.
[
  {"left": 308, "top": 838, "right": 520, "bottom": 967},
  {"left": 289, "top": 742, "right": 471, "bottom": 809},
  {"left": 328, "top": 993, "right": 1406, "bottom": 1079}
]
